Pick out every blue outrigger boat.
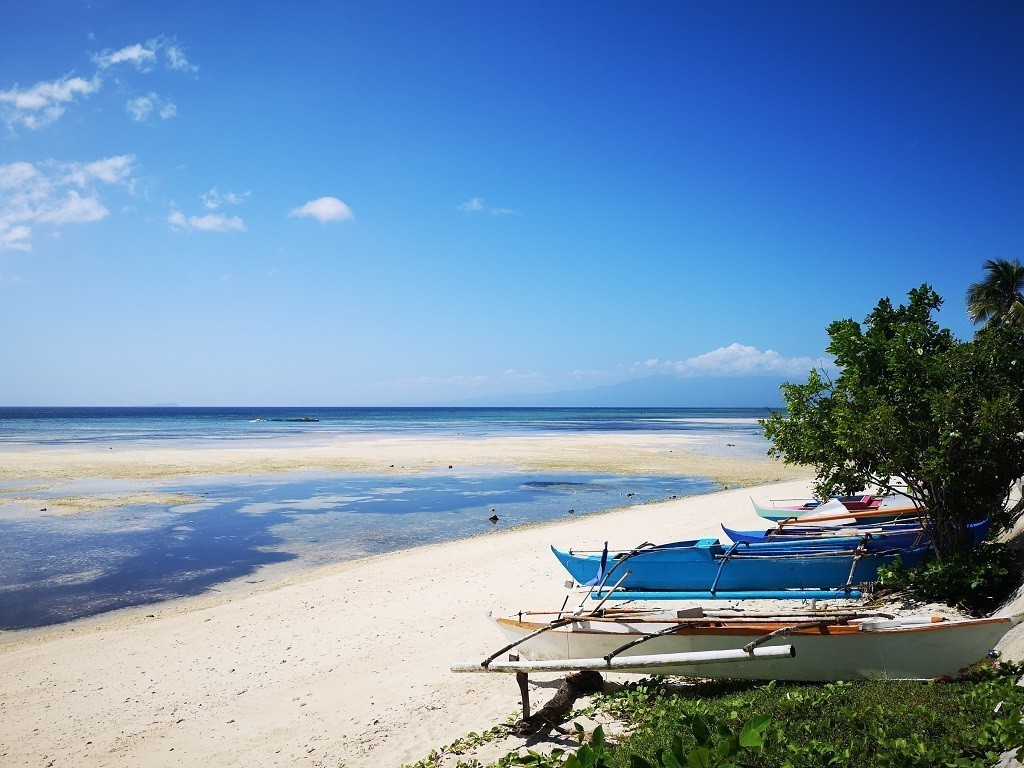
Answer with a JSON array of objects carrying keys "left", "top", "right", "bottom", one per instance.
[
  {"left": 722, "top": 518, "right": 989, "bottom": 548},
  {"left": 551, "top": 537, "right": 931, "bottom": 598}
]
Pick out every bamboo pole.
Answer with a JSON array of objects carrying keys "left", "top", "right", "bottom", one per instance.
[{"left": 452, "top": 644, "right": 795, "bottom": 673}]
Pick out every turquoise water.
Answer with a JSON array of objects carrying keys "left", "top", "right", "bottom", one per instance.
[
  {"left": 0, "top": 406, "right": 771, "bottom": 447},
  {"left": 0, "top": 408, "right": 770, "bottom": 629}
]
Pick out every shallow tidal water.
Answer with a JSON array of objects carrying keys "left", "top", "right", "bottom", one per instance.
[{"left": 0, "top": 469, "right": 717, "bottom": 629}]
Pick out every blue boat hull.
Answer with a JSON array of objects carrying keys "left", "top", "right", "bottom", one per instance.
[
  {"left": 589, "top": 588, "right": 863, "bottom": 600},
  {"left": 551, "top": 538, "right": 931, "bottom": 593},
  {"left": 722, "top": 518, "right": 989, "bottom": 548}
]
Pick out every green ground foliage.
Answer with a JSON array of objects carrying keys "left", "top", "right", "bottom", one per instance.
[
  {"left": 474, "top": 664, "right": 1024, "bottom": 768},
  {"left": 404, "top": 666, "right": 1024, "bottom": 767}
]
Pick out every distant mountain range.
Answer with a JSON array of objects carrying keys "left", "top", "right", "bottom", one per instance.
[{"left": 455, "top": 375, "right": 791, "bottom": 408}]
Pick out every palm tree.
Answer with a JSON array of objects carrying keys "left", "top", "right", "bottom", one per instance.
[{"left": 966, "top": 258, "right": 1024, "bottom": 327}]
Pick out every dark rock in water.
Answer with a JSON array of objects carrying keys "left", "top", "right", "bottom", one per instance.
[{"left": 488, "top": 514, "right": 499, "bottom": 524}]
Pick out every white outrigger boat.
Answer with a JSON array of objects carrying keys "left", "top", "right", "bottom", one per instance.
[{"left": 461, "top": 607, "right": 1022, "bottom": 682}]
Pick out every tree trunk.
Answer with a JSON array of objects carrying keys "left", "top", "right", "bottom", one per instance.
[{"left": 511, "top": 670, "right": 605, "bottom": 736}]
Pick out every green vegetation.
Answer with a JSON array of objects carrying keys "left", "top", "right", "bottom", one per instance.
[
  {"left": 577, "top": 667, "right": 1024, "bottom": 767},
  {"left": 877, "top": 542, "right": 1022, "bottom": 616},
  {"left": 761, "top": 284, "right": 1024, "bottom": 557},
  {"left": 967, "top": 258, "right": 1024, "bottom": 328},
  {"left": 405, "top": 665, "right": 1024, "bottom": 767}
]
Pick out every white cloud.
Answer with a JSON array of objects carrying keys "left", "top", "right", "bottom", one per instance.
[
  {"left": 168, "top": 211, "right": 246, "bottom": 233},
  {"left": 0, "top": 162, "right": 39, "bottom": 189},
  {"left": 289, "top": 196, "right": 354, "bottom": 224},
  {"left": 62, "top": 156, "right": 135, "bottom": 187},
  {"left": 36, "top": 190, "right": 108, "bottom": 224},
  {"left": 201, "top": 186, "right": 249, "bottom": 210},
  {"left": 0, "top": 223, "right": 31, "bottom": 251},
  {"left": 458, "top": 197, "right": 486, "bottom": 212},
  {"left": 126, "top": 95, "right": 153, "bottom": 121},
  {"left": 0, "top": 74, "right": 101, "bottom": 130},
  {"left": 165, "top": 43, "right": 198, "bottom": 73},
  {"left": 93, "top": 42, "right": 158, "bottom": 70},
  {"left": 0, "top": 38, "right": 195, "bottom": 132},
  {"left": 169, "top": 185, "right": 249, "bottom": 233},
  {"left": 126, "top": 93, "right": 177, "bottom": 122},
  {"left": 634, "top": 343, "right": 817, "bottom": 378},
  {"left": 0, "top": 156, "right": 136, "bottom": 250},
  {"left": 458, "top": 197, "right": 517, "bottom": 216}
]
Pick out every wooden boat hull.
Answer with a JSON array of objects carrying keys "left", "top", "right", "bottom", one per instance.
[
  {"left": 551, "top": 540, "right": 930, "bottom": 593},
  {"left": 494, "top": 613, "right": 1022, "bottom": 681}
]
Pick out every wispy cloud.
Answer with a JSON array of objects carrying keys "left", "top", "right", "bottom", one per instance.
[
  {"left": 458, "top": 197, "right": 517, "bottom": 216},
  {"left": 289, "top": 196, "right": 354, "bottom": 224},
  {"left": 634, "top": 344, "right": 817, "bottom": 378},
  {"left": 0, "top": 156, "right": 136, "bottom": 251},
  {"left": 1, "top": 37, "right": 195, "bottom": 132},
  {"left": 0, "top": 74, "right": 101, "bottom": 130},
  {"left": 93, "top": 42, "right": 158, "bottom": 70},
  {"left": 92, "top": 37, "right": 197, "bottom": 74},
  {"left": 201, "top": 186, "right": 250, "bottom": 209},
  {"left": 168, "top": 185, "right": 250, "bottom": 233},
  {"left": 165, "top": 43, "right": 198, "bottom": 73},
  {"left": 168, "top": 211, "right": 246, "bottom": 233},
  {"left": 126, "top": 93, "right": 177, "bottom": 122}
]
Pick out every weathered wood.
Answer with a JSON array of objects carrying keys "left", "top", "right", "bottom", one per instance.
[
  {"left": 516, "top": 671, "right": 530, "bottom": 719},
  {"left": 511, "top": 670, "right": 604, "bottom": 737}
]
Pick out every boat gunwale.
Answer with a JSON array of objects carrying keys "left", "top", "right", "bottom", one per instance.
[{"left": 495, "top": 614, "right": 1018, "bottom": 639}]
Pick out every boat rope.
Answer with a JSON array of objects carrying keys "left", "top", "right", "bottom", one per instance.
[{"left": 741, "top": 620, "right": 836, "bottom": 654}]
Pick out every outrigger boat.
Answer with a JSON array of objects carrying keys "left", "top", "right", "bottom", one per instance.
[
  {"left": 469, "top": 607, "right": 1023, "bottom": 682},
  {"left": 551, "top": 538, "right": 930, "bottom": 598},
  {"left": 753, "top": 495, "right": 918, "bottom": 523},
  {"left": 721, "top": 517, "right": 990, "bottom": 548}
]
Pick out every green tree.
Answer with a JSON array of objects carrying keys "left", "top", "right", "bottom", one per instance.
[
  {"left": 966, "top": 258, "right": 1024, "bottom": 327},
  {"left": 761, "top": 285, "right": 1024, "bottom": 557}
]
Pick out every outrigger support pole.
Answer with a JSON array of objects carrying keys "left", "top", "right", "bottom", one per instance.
[{"left": 516, "top": 669, "right": 530, "bottom": 719}]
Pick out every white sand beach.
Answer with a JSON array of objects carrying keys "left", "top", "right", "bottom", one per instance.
[{"left": 0, "top": 438, "right": 1020, "bottom": 768}]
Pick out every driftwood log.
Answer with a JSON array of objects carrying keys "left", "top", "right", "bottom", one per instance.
[{"left": 511, "top": 670, "right": 605, "bottom": 736}]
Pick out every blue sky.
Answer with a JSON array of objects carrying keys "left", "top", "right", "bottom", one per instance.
[{"left": 2, "top": 2, "right": 1022, "bottom": 406}]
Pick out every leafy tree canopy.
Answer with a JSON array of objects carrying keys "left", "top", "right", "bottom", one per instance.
[
  {"left": 966, "top": 257, "right": 1024, "bottom": 327},
  {"left": 762, "top": 285, "right": 1024, "bottom": 556}
]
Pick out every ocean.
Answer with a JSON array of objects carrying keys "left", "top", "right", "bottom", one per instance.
[
  {"left": 0, "top": 407, "right": 773, "bottom": 629},
  {"left": 0, "top": 406, "right": 771, "bottom": 448}
]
